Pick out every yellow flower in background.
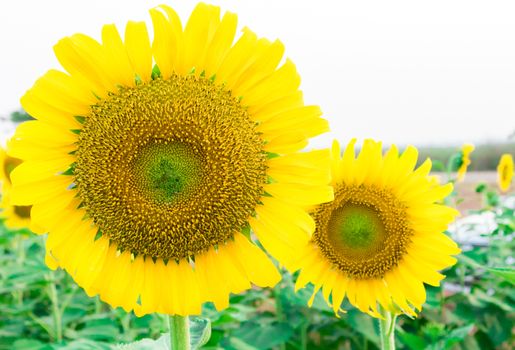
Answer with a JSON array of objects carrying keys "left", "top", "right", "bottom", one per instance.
[
  {"left": 0, "top": 148, "right": 32, "bottom": 230},
  {"left": 0, "top": 147, "right": 22, "bottom": 192},
  {"left": 0, "top": 201, "right": 32, "bottom": 230},
  {"left": 283, "top": 140, "right": 460, "bottom": 318},
  {"left": 456, "top": 143, "right": 474, "bottom": 182},
  {"left": 8, "top": 3, "right": 332, "bottom": 316},
  {"left": 497, "top": 154, "right": 514, "bottom": 193}
]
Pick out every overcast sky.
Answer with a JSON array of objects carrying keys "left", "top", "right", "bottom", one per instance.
[{"left": 1, "top": 0, "right": 514, "bottom": 148}]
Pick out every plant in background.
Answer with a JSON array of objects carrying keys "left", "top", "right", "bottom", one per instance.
[
  {"left": 7, "top": 2, "right": 332, "bottom": 348},
  {"left": 496, "top": 153, "right": 513, "bottom": 193},
  {"left": 456, "top": 143, "right": 475, "bottom": 182},
  {"left": 271, "top": 139, "right": 461, "bottom": 350}
]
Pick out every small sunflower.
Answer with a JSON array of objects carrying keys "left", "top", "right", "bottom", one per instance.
[
  {"left": 8, "top": 3, "right": 332, "bottom": 316},
  {"left": 497, "top": 154, "right": 514, "bottom": 193},
  {"left": 0, "top": 148, "right": 32, "bottom": 230},
  {"left": 456, "top": 143, "right": 474, "bottom": 182},
  {"left": 285, "top": 139, "right": 460, "bottom": 318}
]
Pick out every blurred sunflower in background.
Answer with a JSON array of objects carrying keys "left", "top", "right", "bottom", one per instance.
[
  {"left": 281, "top": 139, "right": 460, "bottom": 318},
  {"left": 0, "top": 147, "right": 31, "bottom": 229},
  {"left": 8, "top": 2, "right": 332, "bottom": 316},
  {"left": 456, "top": 143, "right": 475, "bottom": 182},
  {"left": 497, "top": 154, "right": 514, "bottom": 193}
]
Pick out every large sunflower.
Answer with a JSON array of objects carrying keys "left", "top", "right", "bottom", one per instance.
[
  {"left": 497, "top": 154, "right": 514, "bottom": 193},
  {"left": 287, "top": 139, "right": 460, "bottom": 318},
  {"left": 8, "top": 3, "right": 332, "bottom": 316},
  {"left": 0, "top": 148, "right": 32, "bottom": 230}
]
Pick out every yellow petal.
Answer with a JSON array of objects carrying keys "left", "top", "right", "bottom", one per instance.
[
  {"left": 149, "top": 6, "right": 183, "bottom": 77},
  {"left": 232, "top": 39, "right": 284, "bottom": 96},
  {"left": 10, "top": 175, "right": 73, "bottom": 205},
  {"left": 250, "top": 91, "right": 304, "bottom": 123},
  {"left": 101, "top": 24, "right": 135, "bottom": 87},
  {"left": 265, "top": 183, "right": 334, "bottom": 207},
  {"left": 232, "top": 232, "right": 280, "bottom": 288},
  {"left": 21, "top": 91, "right": 82, "bottom": 130},
  {"left": 203, "top": 11, "right": 238, "bottom": 77},
  {"left": 125, "top": 21, "right": 152, "bottom": 82},
  {"left": 183, "top": 3, "right": 220, "bottom": 73},
  {"left": 242, "top": 59, "right": 300, "bottom": 108}
]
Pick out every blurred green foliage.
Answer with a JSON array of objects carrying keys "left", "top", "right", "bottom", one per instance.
[
  {"left": 0, "top": 189, "right": 514, "bottom": 349},
  {"left": 416, "top": 144, "right": 515, "bottom": 171}
]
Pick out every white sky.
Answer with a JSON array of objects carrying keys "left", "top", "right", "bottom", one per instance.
[{"left": 0, "top": 0, "right": 514, "bottom": 147}]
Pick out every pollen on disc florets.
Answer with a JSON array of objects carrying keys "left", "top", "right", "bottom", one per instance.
[
  {"left": 74, "top": 74, "right": 267, "bottom": 260},
  {"left": 312, "top": 184, "right": 413, "bottom": 279}
]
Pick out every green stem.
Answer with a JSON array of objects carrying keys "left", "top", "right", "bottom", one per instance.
[
  {"left": 300, "top": 322, "right": 308, "bottom": 350},
  {"left": 13, "top": 235, "right": 25, "bottom": 305},
  {"left": 168, "top": 315, "right": 190, "bottom": 350},
  {"left": 273, "top": 286, "right": 286, "bottom": 350},
  {"left": 47, "top": 273, "right": 63, "bottom": 343},
  {"left": 378, "top": 306, "right": 396, "bottom": 350}
]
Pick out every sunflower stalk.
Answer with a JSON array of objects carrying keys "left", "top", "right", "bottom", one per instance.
[
  {"left": 378, "top": 306, "right": 396, "bottom": 350},
  {"left": 47, "top": 273, "right": 63, "bottom": 343},
  {"left": 168, "top": 315, "right": 190, "bottom": 350}
]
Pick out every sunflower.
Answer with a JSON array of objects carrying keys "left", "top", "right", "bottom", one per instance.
[
  {"left": 0, "top": 148, "right": 32, "bottom": 230},
  {"left": 8, "top": 3, "right": 332, "bottom": 316},
  {"left": 456, "top": 143, "right": 474, "bottom": 182},
  {"left": 287, "top": 139, "right": 460, "bottom": 318},
  {"left": 497, "top": 154, "right": 514, "bottom": 193}
]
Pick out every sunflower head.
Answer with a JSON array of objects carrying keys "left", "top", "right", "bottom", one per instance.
[
  {"left": 290, "top": 139, "right": 460, "bottom": 318},
  {"left": 8, "top": 3, "right": 332, "bottom": 316},
  {"left": 456, "top": 143, "right": 474, "bottom": 182},
  {"left": 497, "top": 154, "right": 514, "bottom": 193}
]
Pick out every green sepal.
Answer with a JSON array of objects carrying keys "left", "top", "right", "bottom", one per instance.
[
  {"left": 74, "top": 115, "right": 86, "bottom": 124},
  {"left": 151, "top": 64, "right": 161, "bottom": 80}
]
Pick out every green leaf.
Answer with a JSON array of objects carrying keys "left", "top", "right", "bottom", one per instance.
[
  {"left": 475, "top": 183, "right": 487, "bottom": 193},
  {"left": 233, "top": 321, "right": 293, "bottom": 349},
  {"left": 226, "top": 337, "right": 260, "bottom": 350},
  {"left": 115, "top": 317, "right": 210, "bottom": 350},
  {"left": 488, "top": 267, "right": 515, "bottom": 285},
  {"left": 116, "top": 334, "right": 169, "bottom": 349},
  {"left": 345, "top": 310, "right": 380, "bottom": 345},
  {"left": 190, "top": 316, "right": 211, "bottom": 350},
  {"left": 397, "top": 331, "right": 427, "bottom": 350},
  {"left": 442, "top": 324, "right": 475, "bottom": 349},
  {"left": 12, "top": 339, "right": 51, "bottom": 350}
]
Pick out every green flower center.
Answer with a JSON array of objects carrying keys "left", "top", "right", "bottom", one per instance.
[
  {"left": 134, "top": 142, "right": 203, "bottom": 204},
  {"left": 329, "top": 204, "right": 385, "bottom": 252}
]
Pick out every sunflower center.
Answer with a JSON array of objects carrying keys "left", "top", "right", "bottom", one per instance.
[
  {"left": 74, "top": 74, "right": 267, "bottom": 260},
  {"left": 329, "top": 205, "right": 385, "bottom": 251},
  {"left": 313, "top": 184, "right": 412, "bottom": 279},
  {"left": 133, "top": 142, "right": 203, "bottom": 204},
  {"left": 14, "top": 205, "right": 31, "bottom": 219}
]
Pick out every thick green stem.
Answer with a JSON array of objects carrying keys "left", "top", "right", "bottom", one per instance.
[
  {"left": 47, "top": 274, "right": 62, "bottom": 343},
  {"left": 168, "top": 315, "right": 190, "bottom": 350},
  {"left": 378, "top": 306, "right": 396, "bottom": 350}
]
